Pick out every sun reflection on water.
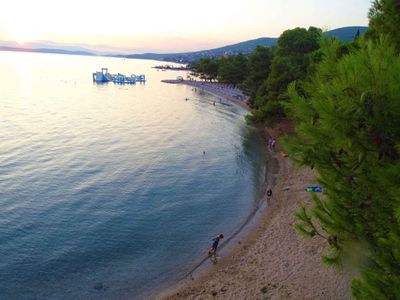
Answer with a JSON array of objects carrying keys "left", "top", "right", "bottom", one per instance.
[{"left": 16, "top": 56, "right": 31, "bottom": 97}]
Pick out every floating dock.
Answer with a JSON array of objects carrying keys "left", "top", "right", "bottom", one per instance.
[{"left": 92, "top": 68, "right": 145, "bottom": 84}]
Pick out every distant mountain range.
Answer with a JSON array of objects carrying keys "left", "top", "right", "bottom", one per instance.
[
  {"left": 0, "top": 26, "right": 367, "bottom": 63},
  {"left": 121, "top": 37, "right": 279, "bottom": 63},
  {"left": 124, "top": 26, "right": 367, "bottom": 63},
  {"left": 0, "top": 40, "right": 101, "bottom": 56},
  {"left": 326, "top": 26, "right": 368, "bottom": 42}
]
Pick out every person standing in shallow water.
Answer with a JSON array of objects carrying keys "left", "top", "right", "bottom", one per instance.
[
  {"left": 267, "top": 189, "right": 273, "bottom": 201},
  {"left": 208, "top": 234, "right": 224, "bottom": 263}
]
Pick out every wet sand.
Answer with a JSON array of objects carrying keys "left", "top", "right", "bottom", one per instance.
[{"left": 157, "top": 120, "right": 352, "bottom": 300}]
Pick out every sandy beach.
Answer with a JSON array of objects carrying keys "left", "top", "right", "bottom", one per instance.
[
  {"left": 157, "top": 118, "right": 352, "bottom": 299},
  {"left": 162, "top": 80, "right": 251, "bottom": 111}
]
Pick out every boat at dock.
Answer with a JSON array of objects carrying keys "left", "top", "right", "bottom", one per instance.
[{"left": 92, "top": 68, "right": 146, "bottom": 84}]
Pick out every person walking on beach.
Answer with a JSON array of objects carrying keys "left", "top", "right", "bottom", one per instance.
[
  {"left": 267, "top": 137, "right": 273, "bottom": 149},
  {"left": 271, "top": 138, "right": 276, "bottom": 152},
  {"left": 208, "top": 234, "right": 224, "bottom": 264}
]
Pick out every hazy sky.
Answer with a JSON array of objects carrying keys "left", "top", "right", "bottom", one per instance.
[{"left": 0, "top": 0, "right": 371, "bottom": 53}]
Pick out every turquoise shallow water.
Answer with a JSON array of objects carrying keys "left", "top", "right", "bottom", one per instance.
[{"left": 0, "top": 51, "right": 266, "bottom": 299}]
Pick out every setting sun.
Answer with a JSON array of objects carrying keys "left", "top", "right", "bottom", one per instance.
[{"left": 5, "top": 21, "right": 36, "bottom": 45}]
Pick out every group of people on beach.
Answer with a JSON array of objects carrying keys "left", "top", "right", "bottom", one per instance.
[
  {"left": 187, "top": 81, "right": 248, "bottom": 102},
  {"left": 268, "top": 136, "right": 276, "bottom": 152}
]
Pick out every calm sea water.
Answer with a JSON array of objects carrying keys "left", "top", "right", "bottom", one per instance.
[{"left": 0, "top": 51, "right": 266, "bottom": 299}]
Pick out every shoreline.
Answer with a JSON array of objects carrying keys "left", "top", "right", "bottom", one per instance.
[{"left": 156, "top": 113, "right": 352, "bottom": 298}]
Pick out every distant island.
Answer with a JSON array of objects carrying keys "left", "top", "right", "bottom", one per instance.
[
  {"left": 0, "top": 26, "right": 367, "bottom": 63},
  {"left": 0, "top": 46, "right": 95, "bottom": 57}
]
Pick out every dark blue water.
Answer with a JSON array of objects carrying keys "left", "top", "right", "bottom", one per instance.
[{"left": 0, "top": 51, "right": 266, "bottom": 299}]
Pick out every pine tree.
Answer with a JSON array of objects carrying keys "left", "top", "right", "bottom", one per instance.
[
  {"left": 283, "top": 37, "right": 400, "bottom": 299},
  {"left": 354, "top": 29, "right": 361, "bottom": 40},
  {"left": 246, "top": 27, "right": 321, "bottom": 125},
  {"left": 367, "top": 0, "right": 400, "bottom": 51},
  {"left": 241, "top": 46, "right": 273, "bottom": 107}
]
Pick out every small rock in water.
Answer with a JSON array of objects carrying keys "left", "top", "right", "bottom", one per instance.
[{"left": 94, "top": 282, "right": 104, "bottom": 290}]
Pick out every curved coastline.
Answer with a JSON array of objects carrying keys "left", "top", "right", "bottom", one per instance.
[{"left": 155, "top": 86, "right": 352, "bottom": 299}]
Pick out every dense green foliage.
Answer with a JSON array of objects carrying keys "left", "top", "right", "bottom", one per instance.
[
  {"left": 241, "top": 46, "right": 274, "bottom": 107},
  {"left": 191, "top": 53, "right": 249, "bottom": 84},
  {"left": 283, "top": 37, "right": 400, "bottom": 299},
  {"left": 217, "top": 53, "right": 248, "bottom": 85},
  {"left": 246, "top": 27, "right": 322, "bottom": 124},
  {"left": 367, "top": 0, "right": 400, "bottom": 50},
  {"left": 190, "top": 57, "right": 219, "bottom": 81}
]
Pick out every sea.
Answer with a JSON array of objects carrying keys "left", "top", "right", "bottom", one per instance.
[{"left": 0, "top": 51, "right": 267, "bottom": 299}]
